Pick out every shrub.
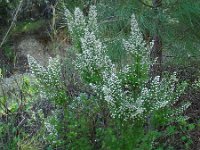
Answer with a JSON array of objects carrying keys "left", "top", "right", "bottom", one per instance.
[{"left": 26, "top": 5, "right": 190, "bottom": 149}]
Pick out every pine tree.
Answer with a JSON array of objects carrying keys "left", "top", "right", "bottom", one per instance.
[{"left": 133, "top": 0, "right": 200, "bottom": 76}]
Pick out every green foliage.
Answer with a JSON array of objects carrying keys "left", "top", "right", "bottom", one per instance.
[
  {"left": 132, "top": 0, "right": 200, "bottom": 65},
  {"left": 0, "top": 74, "right": 40, "bottom": 149},
  {"left": 2, "top": 44, "right": 15, "bottom": 61},
  {"left": 0, "top": 0, "right": 21, "bottom": 24},
  {"left": 96, "top": 0, "right": 134, "bottom": 38},
  {"left": 12, "top": 19, "right": 45, "bottom": 34},
  {"left": 0, "top": 1, "right": 197, "bottom": 150},
  {"left": 154, "top": 120, "right": 195, "bottom": 150},
  {"left": 24, "top": 5, "right": 191, "bottom": 149}
]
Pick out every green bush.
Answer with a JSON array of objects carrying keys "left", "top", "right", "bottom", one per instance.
[{"left": 25, "top": 5, "right": 191, "bottom": 149}]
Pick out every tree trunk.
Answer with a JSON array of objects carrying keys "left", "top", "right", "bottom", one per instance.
[{"left": 150, "top": 0, "right": 162, "bottom": 79}]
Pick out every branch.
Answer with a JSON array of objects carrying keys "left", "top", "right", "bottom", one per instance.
[
  {"left": 138, "top": 0, "right": 154, "bottom": 8},
  {"left": 0, "top": 0, "right": 24, "bottom": 48}
]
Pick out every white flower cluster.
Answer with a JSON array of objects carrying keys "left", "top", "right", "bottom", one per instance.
[
  {"left": 44, "top": 122, "right": 58, "bottom": 136},
  {"left": 102, "top": 68, "right": 145, "bottom": 120},
  {"left": 27, "top": 55, "right": 61, "bottom": 84},
  {"left": 27, "top": 54, "right": 46, "bottom": 77},
  {"left": 103, "top": 70, "right": 188, "bottom": 121},
  {"left": 27, "top": 55, "right": 61, "bottom": 99},
  {"left": 64, "top": 5, "right": 98, "bottom": 32},
  {"left": 138, "top": 74, "right": 189, "bottom": 115},
  {"left": 64, "top": 7, "right": 86, "bottom": 34},
  {"left": 123, "top": 14, "right": 150, "bottom": 66},
  {"left": 102, "top": 68, "right": 122, "bottom": 105},
  {"left": 43, "top": 112, "right": 60, "bottom": 144},
  {"left": 88, "top": 5, "right": 98, "bottom": 33},
  {"left": 64, "top": 5, "right": 98, "bottom": 50},
  {"left": 76, "top": 28, "right": 112, "bottom": 74},
  {"left": 64, "top": 5, "right": 112, "bottom": 81}
]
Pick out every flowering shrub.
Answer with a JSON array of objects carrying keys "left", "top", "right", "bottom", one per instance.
[
  {"left": 64, "top": 6, "right": 189, "bottom": 122},
  {"left": 26, "top": 5, "right": 190, "bottom": 149}
]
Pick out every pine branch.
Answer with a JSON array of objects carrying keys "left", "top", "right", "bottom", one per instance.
[{"left": 138, "top": 0, "right": 154, "bottom": 8}]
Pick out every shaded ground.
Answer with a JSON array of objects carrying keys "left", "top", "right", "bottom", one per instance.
[
  {"left": 186, "top": 87, "right": 200, "bottom": 149},
  {"left": 165, "top": 64, "right": 200, "bottom": 149}
]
